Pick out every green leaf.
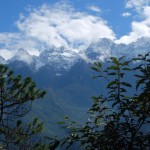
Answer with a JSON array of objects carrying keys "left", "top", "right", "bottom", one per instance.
[
  {"left": 56, "top": 122, "right": 65, "bottom": 125},
  {"left": 120, "top": 73, "right": 124, "bottom": 78},
  {"left": 107, "top": 80, "right": 117, "bottom": 87},
  {"left": 96, "top": 117, "right": 101, "bottom": 126},
  {"left": 110, "top": 57, "right": 119, "bottom": 65},
  {"left": 121, "top": 61, "right": 130, "bottom": 66},
  {"left": 134, "top": 74, "right": 144, "bottom": 78},
  {"left": 49, "top": 140, "right": 60, "bottom": 150},
  {"left": 108, "top": 72, "right": 117, "bottom": 75},
  {"left": 121, "top": 82, "right": 132, "bottom": 87},
  {"left": 136, "top": 78, "right": 145, "bottom": 90},
  {"left": 63, "top": 116, "right": 68, "bottom": 120},
  {"left": 122, "top": 68, "right": 131, "bottom": 71},
  {"left": 108, "top": 65, "right": 119, "bottom": 70},
  {"left": 112, "top": 101, "right": 118, "bottom": 108},
  {"left": 119, "top": 56, "right": 125, "bottom": 61},
  {"left": 91, "top": 62, "right": 101, "bottom": 72}
]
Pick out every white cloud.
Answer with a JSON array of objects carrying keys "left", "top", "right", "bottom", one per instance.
[
  {"left": 0, "top": 33, "right": 40, "bottom": 56},
  {"left": 0, "top": 49, "right": 13, "bottom": 60},
  {"left": 116, "top": 0, "right": 150, "bottom": 44},
  {"left": 16, "top": 3, "right": 115, "bottom": 49},
  {"left": 0, "top": 2, "right": 115, "bottom": 60},
  {"left": 143, "top": 6, "right": 150, "bottom": 18},
  {"left": 87, "top": 5, "right": 101, "bottom": 13},
  {"left": 13, "top": 49, "right": 33, "bottom": 64},
  {"left": 122, "top": 12, "right": 131, "bottom": 17},
  {"left": 126, "top": 0, "right": 150, "bottom": 12},
  {"left": 116, "top": 21, "right": 150, "bottom": 44}
]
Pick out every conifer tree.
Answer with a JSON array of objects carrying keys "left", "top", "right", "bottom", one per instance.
[{"left": 0, "top": 64, "right": 47, "bottom": 149}]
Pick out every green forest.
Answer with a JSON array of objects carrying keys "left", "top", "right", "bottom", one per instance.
[{"left": 0, "top": 53, "right": 150, "bottom": 150}]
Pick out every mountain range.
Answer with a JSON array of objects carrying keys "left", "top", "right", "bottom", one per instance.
[
  {"left": 1, "top": 37, "right": 150, "bottom": 71},
  {"left": 0, "top": 37, "right": 150, "bottom": 136}
]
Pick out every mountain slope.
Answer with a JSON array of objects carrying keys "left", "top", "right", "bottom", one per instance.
[{"left": 2, "top": 37, "right": 150, "bottom": 136}]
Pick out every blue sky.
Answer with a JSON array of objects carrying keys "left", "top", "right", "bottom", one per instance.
[
  {"left": 0, "top": 0, "right": 150, "bottom": 59},
  {"left": 0, "top": 0, "right": 132, "bottom": 36}
]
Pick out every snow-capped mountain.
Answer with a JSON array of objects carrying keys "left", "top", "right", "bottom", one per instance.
[
  {"left": 2, "top": 37, "right": 150, "bottom": 136},
  {"left": 1, "top": 37, "right": 150, "bottom": 71},
  {"left": 85, "top": 37, "right": 150, "bottom": 61},
  {"left": 37, "top": 47, "right": 81, "bottom": 71},
  {"left": 85, "top": 38, "right": 115, "bottom": 61},
  {"left": 9, "top": 48, "right": 34, "bottom": 64}
]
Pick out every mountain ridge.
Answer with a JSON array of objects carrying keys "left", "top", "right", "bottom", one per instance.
[{"left": 0, "top": 37, "right": 150, "bottom": 72}]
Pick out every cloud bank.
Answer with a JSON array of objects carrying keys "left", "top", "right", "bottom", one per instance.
[
  {"left": 0, "top": 2, "right": 115, "bottom": 60},
  {"left": 0, "top": 1, "right": 150, "bottom": 61},
  {"left": 116, "top": 0, "right": 150, "bottom": 44}
]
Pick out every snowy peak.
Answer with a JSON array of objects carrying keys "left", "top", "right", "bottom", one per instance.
[
  {"left": 10, "top": 48, "right": 34, "bottom": 64},
  {"left": 134, "top": 37, "right": 150, "bottom": 45},
  {"left": 85, "top": 38, "right": 114, "bottom": 61},
  {"left": 128, "top": 37, "right": 150, "bottom": 55},
  {"left": 36, "top": 47, "right": 80, "bottom": 71},
  {"left": 85, "top": 37, "right": 150, "bottom": 62},
  {"left": 86, "top": 38, "right": 114, "bottom": 54},
  {"left": 3, "top": 37, "right": 150, "bottom": 71}
]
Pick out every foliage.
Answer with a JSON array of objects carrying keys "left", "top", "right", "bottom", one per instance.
[
  {"left": 0, "top": 64, "right": 57, "bottom": 149},
  {"left": 59, "top": 53, "right": 150, "bottom": 150}
]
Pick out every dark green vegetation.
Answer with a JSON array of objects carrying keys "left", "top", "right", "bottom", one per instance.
[
  {"left": 8, "top": 60, "right": 100, "bottom": 137},
  {"left": 0, "top": 65, "right": 57, "bottom": 149},
  {"left": 59, "top": 53, "right": 150, "bottom": 149},
  {"left": 0, "top": 53, "right": 150, "bottom": 149}
]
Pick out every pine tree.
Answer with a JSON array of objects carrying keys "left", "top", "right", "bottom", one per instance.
[{"left": 0, "top": 64, "right": 47, "bottom": 149}]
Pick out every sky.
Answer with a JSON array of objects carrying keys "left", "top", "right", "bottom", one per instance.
[{"left": 0, "top": 0, "right": 150, "bottom": 59}]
